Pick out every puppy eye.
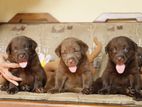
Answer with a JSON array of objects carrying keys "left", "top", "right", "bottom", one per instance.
[
  {"left": 139, "top": 55, "right": 142, "bottom": 59},
  {"left": 124, "top": 48, "right": 128, "bottom": 53},
  {"left": 74, "top": 50, "right": 79, "bottom": 53}
]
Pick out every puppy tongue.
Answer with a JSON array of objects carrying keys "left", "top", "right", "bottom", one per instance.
[
  {"left": 116, "top": 64, "right": 126, "bottom": 74},
  {"left": 19, "top": 62, "right": 27, "bottom": 68},
  {"left": 69, "top": 66, "right": 77, "bottom": 73}
]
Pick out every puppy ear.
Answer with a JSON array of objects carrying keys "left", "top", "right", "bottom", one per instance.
[
  {"left": 105, "top": 42, "right": 110, "bottom": 54},
  {"left": 29, "top": 38, "right": 37, "bottom": 50},
  {"left": 134, "top": 42, "right": 138, "bottom": 51},
  {"left": 55, "top": 44, "right": 61, "bottom": 57},
  {"left": 6, "top": 42, "right": 11, "bottom": 55},
  {"left": 78, "top": 40, "right": 88, "bottom": 54},
  {"left": 130, "top": 40, "right": 138, "bottom": 51}
]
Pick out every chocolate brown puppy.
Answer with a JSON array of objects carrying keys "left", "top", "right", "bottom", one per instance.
[
  {"left": 44, "top": 37, "right": 101, "bottom": 91},
  {"left": 1, "top": 36, "right": 47, "bottom": 94},
  {"left": 47, "top": 37, "right": 93, "bottom": 93},
  {"left": 89, "top": 36, "right": 142, "bottom": 100}
]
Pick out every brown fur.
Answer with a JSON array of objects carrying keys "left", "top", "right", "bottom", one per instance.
[
  {"left": 45, "top": 37, "right": 94, "bottom": 93},
  {"left": 89, "top": 36, "right": 142, "bottom": 101},
  {"left": 44, "top": 37, "right": 102, "bottom": 92},
  {"left": 1, "top": 36, "right": 47, "bottom": 94}
]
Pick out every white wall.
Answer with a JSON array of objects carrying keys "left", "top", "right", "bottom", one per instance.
[{"left": 0, "top": 0, "right": 142, "bottom": 22}]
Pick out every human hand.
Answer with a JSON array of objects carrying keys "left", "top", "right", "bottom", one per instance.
[{"left": 0, "top": 62, "right": 22, "bottom": 86}]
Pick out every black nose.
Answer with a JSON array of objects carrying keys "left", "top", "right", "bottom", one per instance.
[
  {"left": 67, "top": 57, "right": 76, "bottom": 65},
  {"left": 68, "top": 59, "right": 74, "bottom": 64},
  {"left": 18, "top": 53, "right": 26, "bottom": 59},
  {"left": 117, "top": 56, "right": 124, "bottom": 62}
]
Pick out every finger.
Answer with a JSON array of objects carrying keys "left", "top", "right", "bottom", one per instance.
[
  {"left": 6, "top": 78, "right": 19, "bottom": 86},
  {"left": 2, "top": 73, "right": 19, "bottom": 86},
  {"left": 0, "top": 63, "right": 20, "bottom": 68},
  {"left": 1, "top": 69, "right": 22, "bottom": 83},
  {"left": 3, "top": 69, "right": 22, "bottom": 81},
  {"left": 10, "top": 75, "right": 22, "bottom": 81}
]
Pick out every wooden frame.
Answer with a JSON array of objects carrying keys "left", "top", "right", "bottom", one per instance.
[
  {"left": 94, "top": 12, "right": 142, "bottom": 22},
  {"left": 8, "top": 13, "right": 59, "bottom": 23}
]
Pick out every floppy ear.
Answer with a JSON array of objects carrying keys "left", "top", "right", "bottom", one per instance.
[
  {"left": 130, "top": 40, "right": 138, "bottom": 52},
  {"left": 55, "top": 44, "right": 61, "bottom": 57},
  {"left": 6, "top": 42, "right": 12, "bottom": 55},
  {"left": 28, "top": 38, "right": 37, "bottom": 50},
  {"left": 105, "top": 42, "right": 110, "bottom": 54},
  {"left": 133, "top": 42, "right": 138, "bottom": 51},
  {"left": 77, "top": 40, "right": 88, "bottom": 54}
]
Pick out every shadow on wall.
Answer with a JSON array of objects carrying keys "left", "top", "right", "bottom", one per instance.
[{"left": 0, "top": 0, "right": 43, "bottom": 22}]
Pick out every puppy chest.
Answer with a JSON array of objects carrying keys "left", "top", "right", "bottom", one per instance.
[
  {"left": 111, "top": 76, "right": 130, "bottom": 87},
  {"left": 64, "top": 75, "right": 83, "bottom": 88},
  {"left": 19, "top": 71, "right": 34, "bottom": 84}
]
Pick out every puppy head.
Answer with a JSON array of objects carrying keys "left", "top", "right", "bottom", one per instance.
[
  {"left": 6, "top": 36, "right": 37, "bottom": 68},
  {"left": 105, "top": 36, "right": 137, "bottom": 74},
  {"left": 55, "top": 37, "right": 88, "bottom": 73},
  {"left": 136, "top": 46, "right": 142, "bottom": 67}
]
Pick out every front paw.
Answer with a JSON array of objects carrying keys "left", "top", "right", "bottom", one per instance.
[
  {"left": 20, "top": 85, "right": 31, "bottom": 91},
  {"left": 1, "top": 84, "right": 9, "bottom": 91},
  {"left": 7, "top": 87, "right": 19, "bottom": 94},
  {"left": 126, "top": 87, "right": 135, "bottom": 96},
  {"left": 132, "top": 91, "right": 142, "bottom": 101},
  {"left": 48, "top": 88, "right": 59, "bottom": 94},
  {"left": 34, "top": 88, "right": 44, "bottom": 93},
  {"left": 81, "top": 88, "right": 92, "bottom": 94}
]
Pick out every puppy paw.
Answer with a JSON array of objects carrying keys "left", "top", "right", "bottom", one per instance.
[
  {"left": 48, "top": 88, "right": 59, "bottom": 94},
  {"left": 20, "top": 85, "right": 31, "bottom": 91},
  {"left": 133, "top": 91, "right": 142, "bottom": 101},
  {"left": 0, "top": 84, "right": 9, "bottom": 91},
  {"left": 126, "top": 87, "right": 135, "bottom": 96},
  {"left": 7, "top": 87, "right": 19, "bottom": 94},
  {"left": 81, "top": 88, "right": 91, "bottom": 94},
  {"left": 34, "top": 88, "right": 44, "bottom": 93}
]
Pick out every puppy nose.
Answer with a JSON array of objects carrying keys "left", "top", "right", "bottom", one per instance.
[
  {"left": 68, "top": 58, "right": 75, "bottom": 65},
  {"left": 68, "top": 59, "right": 73, "bottom": 63},
  {"left": 117, "top": 56, "right": 124, "bottom": 62},
  {"left": 18, "top": 54, "right": 26, "bottom": 59}
]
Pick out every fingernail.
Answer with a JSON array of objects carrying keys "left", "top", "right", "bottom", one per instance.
[{"left": 15, "top": 82, "right": 19, "bottom": 86}]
